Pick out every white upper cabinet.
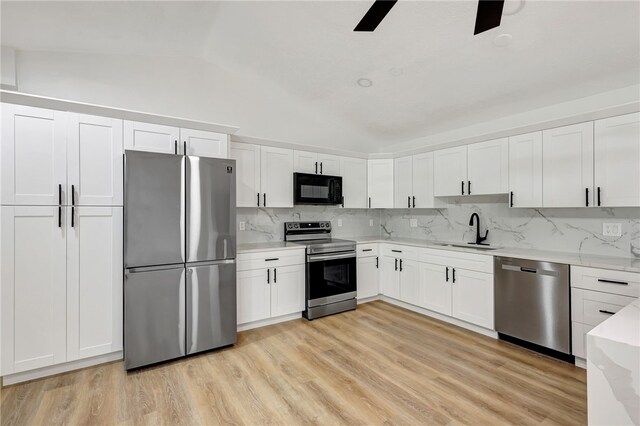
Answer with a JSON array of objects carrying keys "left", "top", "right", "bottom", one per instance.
[
  {"left": 230, "top": 142, "right": 262, "bottom": 208},
  {"left": 508, "top": 132, "right": 543, "bottom": 208},
  {"left": 394, "top": 156, "right": 413, "bottom": 208},
  {"left": 368, "top": 159, "right": 394, "bottom": 208},
  {"left": 434, "top": 146, "right": 467, "bottom": 197},
  {"left": 124, "top": 121, "right": 180, "bottom": 154},
  {"left": 594, "top": 112, "right": 640, "bottom": 207},
  {"left": 543, "top": 122, "right": 594, "bottom": 208},
  {"left": 1, "top": 206, "right": 67, "bottom": 374},
  {"left": 317, "top": 154, "right": 341, "bottom": 176},
  {"left": 181, "top": 128, "right": 228, "bottom": 158},
  {"left": 293, "top": 150, "right": 318, "bottom": 174},
  {"left": 412, "top": 152, "right": 444, "bottom": 209},
  {"left": 340, "top": 157, "right": 367, "bottom": 208},
  {"left": 66, "top": 207, "right": 123, "bottom": 361},
  {"left": 2, "top": 104, "right": 67, "bottom": 206},
  {"left": 67, "top": 114, "right": 123, "bottom": 206},
  {"left": 467, "top": 138, "right": 509, "bottom": 195},
  {"left": 260, "top": 146, "right": 294, "bottom": 208},
  {"left": 294, "top": 150, "right": 340, "bottom": 175}
]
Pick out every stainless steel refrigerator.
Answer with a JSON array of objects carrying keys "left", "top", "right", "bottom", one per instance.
[{"left": 123, "top": 150, "right": 237, "bottom": 370}]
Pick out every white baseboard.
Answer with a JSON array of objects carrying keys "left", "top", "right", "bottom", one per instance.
[
  {"left": 379, "top": 296, "right": 498, "bottom": 339},
  {"left": 574, "top": 357, "right": 586, "bottom": 369},
  {"left": 237, "top": 312, "right": 302, "bottom": 332},
  {"left": 2, "top": 351, "right": 122, "bottom": 386},
  {"left": 357, "top": 295, "right": 381, "bottom": 305}
]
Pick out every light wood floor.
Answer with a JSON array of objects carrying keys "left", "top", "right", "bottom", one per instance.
[{"left": 1, "top": 301, "right": 587, "bottom": 425}]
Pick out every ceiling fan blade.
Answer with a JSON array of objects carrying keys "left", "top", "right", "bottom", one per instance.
[
  {"left": 474, "top": 0, "right": 505, "bottom": 35},
  {"left": 354, "top": 0, "right": 398, "bottom": 32}
]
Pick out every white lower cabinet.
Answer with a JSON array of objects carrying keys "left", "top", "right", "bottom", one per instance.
[
  {"left": 1, "top": 205, "right": 123, "bottom": 375},
  {"left": 418, "top": 262, "right": 451, "bottom": 316},
  {"left": 357, "top": 255, "right": 379, "bottom": 300},
  {"left": 236, "top": 249, "right": 305, "bottom": 325},
  {"left": 451, "top": 268, "right": 494, "bottom": 329},
  {"left": 380, "top": 256, "right": 400, "bottom": 299}
]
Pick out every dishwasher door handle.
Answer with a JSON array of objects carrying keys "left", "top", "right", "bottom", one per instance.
[
  {"left": 520, "top": 267, "right": 537, "bottom": 274},
  {"left": 501, "top": 263, "right": 560, "bottom": 277}
]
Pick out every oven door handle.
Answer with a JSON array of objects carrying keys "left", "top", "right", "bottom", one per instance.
[{"left": 307, "top": 252, "right": 356, "bottom": 262}]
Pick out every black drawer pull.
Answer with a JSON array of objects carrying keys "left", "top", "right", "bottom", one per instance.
[
  {"left": 597, "top": 279, "right": 628, "bottom": 286},
  {"left": 58, "top": 184, "right": 62, "bottom": 205},
  {"left": 257, "top": 193, "right": 260, "bottom": 206},
  {"left": 445, "top": 267, "right": 449, "bottom": 282},
  {"left": 395, "top": 258, "right": 398, "bottom": 271},
  {"left": 265, "top": 258, "right": 279, "bottom": 262},
  {"left": 391, "top": 249, "right": 402, "bottom": 253},
  {"left": 267, "top": 269, "right": 270, "bottom": 284},
  {"left": 362, "top": 249, "right": 373, "bottom": 252},
  {"left": 399, "top": 259, "right": 403, "bottom": 272},
  {"left": 510, "top": 191, "right": 514, "bottom": 208},
  {"left": 58, "top": 206, "right": 62, "bottom": 228},
  {"left": 452, "top": 268, "right": 456, "bottom": 283},
  {"left": 599, "top": 309, "right": 615, "bottom": 315},
  {"left": 461, "top": 181, "right": 465, "bottom": 195},
  {"left": 274, "top": 268, "right": 277, "bottom": 283},
  {"left": 71, "top": 206, "right": 75, "bottom": 228},
  {"left": 585, "top": 187, "right": 589, "bottom": 207}
]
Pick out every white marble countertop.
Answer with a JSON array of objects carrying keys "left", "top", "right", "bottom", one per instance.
[
  {"left": 237, "top": 241, "right": 305, "bottom": 254},
  {"left": 589, "top": 299, "right": 639, "bottom": 347},
  {"left": 353, "top": 236, "right": 640, "bottom": 272},
  {"left": 238, "top": 236, "right": 640, "bottom": 272}
]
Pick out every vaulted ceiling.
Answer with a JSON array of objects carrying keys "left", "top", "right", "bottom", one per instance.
[{"left": 2, "top": 1, "right": 639, "bottom": 153}]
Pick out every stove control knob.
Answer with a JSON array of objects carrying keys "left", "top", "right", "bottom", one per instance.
[
  {"left": 320, "top": 223, "right": 325, "bottom": 227},
  {"left": 287, "top": 224, "right": 292, "bottom": 229},
  {"left": 294, "top": 223, "right": 299, "bottom": 228}
]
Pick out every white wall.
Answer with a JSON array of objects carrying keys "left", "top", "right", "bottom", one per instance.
[
  {"left": 1, "top": 46, "right": 17, "bottom": 88},
  {"left": 11, "top": 50, "right": 370, "bottom": 153}
]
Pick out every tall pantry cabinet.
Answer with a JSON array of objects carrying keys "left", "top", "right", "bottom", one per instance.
[{"left": 1, "top": 104, "right": 123, "bottom": 376}]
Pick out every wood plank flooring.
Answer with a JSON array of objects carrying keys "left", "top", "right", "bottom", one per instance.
[{"left": 1, "top": 301, "right": 587, "bottom": 425}]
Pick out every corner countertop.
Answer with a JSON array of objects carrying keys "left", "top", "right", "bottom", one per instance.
[
  {"left": 588, "top": 299, "right": 639, "bottom": 347},
  {"left": 352, "top": 236, "right": 640, "bottom": 273}
]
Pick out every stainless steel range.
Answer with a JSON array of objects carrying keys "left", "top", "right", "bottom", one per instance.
[{"left": 284, "top": 222, "right": 357, "bottom": 320}]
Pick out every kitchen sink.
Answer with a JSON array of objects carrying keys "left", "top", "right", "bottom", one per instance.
[{"left": 433, "top": 242, "right": 499, "bottom": 251}]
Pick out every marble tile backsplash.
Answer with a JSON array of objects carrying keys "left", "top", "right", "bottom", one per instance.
[
  {"left": 237, "top": 206, "right": 381, "bottom": 243},
  {"left": 237, "top": 198, "right": 640, "bottom": 258}
]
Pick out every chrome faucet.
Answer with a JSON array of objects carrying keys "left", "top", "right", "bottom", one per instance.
[{"left": 468, "top": 213, "right": 489, "bottom": 245}]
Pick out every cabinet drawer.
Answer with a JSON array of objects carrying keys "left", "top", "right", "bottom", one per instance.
[
  {"left": 571, "top": 266, "right": 639, "bottom": 297},
  {"left": 571, "top": 288, "right": 636, "bottom": 325},
  {"left": 418, "top": 248, "right": 493, "bottom": 273},
  {"left": 381, "top": 244, "right": 418, "bottom": 261},
  {"left": 237, "top": 249, "right": 305, "bottom": 271},
  {"left": 357, "top": 243, "right": 379, "bottom": 258}
]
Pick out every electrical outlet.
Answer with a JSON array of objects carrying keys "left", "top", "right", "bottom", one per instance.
[
  {"left": 337, "top": 219, "right": 343, "bottom": 227},
  {"left": 603, "top": 223, "right": 622, "bottom": 237},
  {"left": 369, "top": 219, "right": 374, "bottom": 227},
  {"left": 410, "top": 219, "right": 418, "bottom": 228},
  {"left": 239, "top": 221, "right": 245, "bottom": 231}
]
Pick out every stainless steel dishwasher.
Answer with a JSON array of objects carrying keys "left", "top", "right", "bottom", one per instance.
[{"left": 494, "top": 257, "right": 571, "bottom": 356}]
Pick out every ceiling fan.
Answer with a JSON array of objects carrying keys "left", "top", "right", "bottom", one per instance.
[{"left": 354, "top": 0, "right": 505, "bottom": 35}]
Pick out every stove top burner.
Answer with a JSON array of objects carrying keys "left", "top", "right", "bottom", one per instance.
[{"left": 283, "top": 222, "right": 355, "bottom": 254}]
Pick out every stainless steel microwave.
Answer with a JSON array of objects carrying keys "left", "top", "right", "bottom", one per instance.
[{"left": 293, "top": 173, "right": 343, "bottom": 205}]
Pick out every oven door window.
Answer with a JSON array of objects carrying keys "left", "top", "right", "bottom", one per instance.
[{"left": 307, "top": 256, "right": 356, "bottom": 301}]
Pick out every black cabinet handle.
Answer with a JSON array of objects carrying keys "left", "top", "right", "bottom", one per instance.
[
  {"left": 376, "top": 257, "right": 379, "bottom": 268},
  {"left": 58, "top": 184, "right": 62, "bottom": 205},
  {"left": 174, "top": 140, "right": 178, "bottom": 154},
  {"left": 395, "top": 258, "right": 398, "bottom": 271},
  {"left": 597, "top": 279, "right": 628, "bottom": 286},
  {"left": 391, "top": 249, "right": 402, "bottom": 253},
  {"left": 320, "top": 162, "right": 323, "bottom": 174},
  {"left": 267, "top": 269, "right": 270, "bottom": 284},
  {"left": 315, "top": 162, "right": 318, "bottom": 174},
  {"left": 257, "top": 193, "right": 260, "bottom": 207},
  {"left": 399, "top": 259, "right": 403, "bottom": 272},
  {"left": 369, "top": 197, "right": 371, "bottom": 208},
  {"left": 58, "top": 206, "right": 62, "bottom": 228},
  {"left": 510, "top": 191, "right": 514, "bottom": 208},
  {"left": 585, "top": 188, "right": 589, "bottom": 207},
  {"left": 452, "top": 268, "right": 456, "bottom": 283},
  {"left": 408, "top": 196, "right": 411, "bottom": 208},
  {"left": 183, "top": 141, "right": 187, "bottom": 156},
  {"left": 274, "top": 268, "right": 277, "bottom": 283},
  {"left": 362, "top": 249, "right": 373, "bottom": 252},
  {"left": 71, "top": 184, "right": 75, "bottom": 206},
  {"left": 71, "top": 206, "right": 75, "bottom": 228},
  {"left": 468, "top": 181, "right": 471, "bottom": 195},
  {"left": 263, "top": 193, "right": 266, "bottom": 207},
  {"left": 265, "top": 258, "right": 279, "bottom": 262},
  {"left": 599, "top": 309, "right": 615, "bottom": 315},
  {"left": 597, "top": 187, "right": 601, "bottom": 206},
  {"left": 461, "top": 181, "right": 465, "bottom": 195},
  {"left": 412, "top": 196, "right": 415, "bottom": 208},
  {"left": 445, "top": 267, "right": 449, "bottom": 282}
]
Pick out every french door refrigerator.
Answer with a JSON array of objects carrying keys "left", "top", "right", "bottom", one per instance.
[{"left": 124, "top": 151, "right": 236, "bottom": 370}]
